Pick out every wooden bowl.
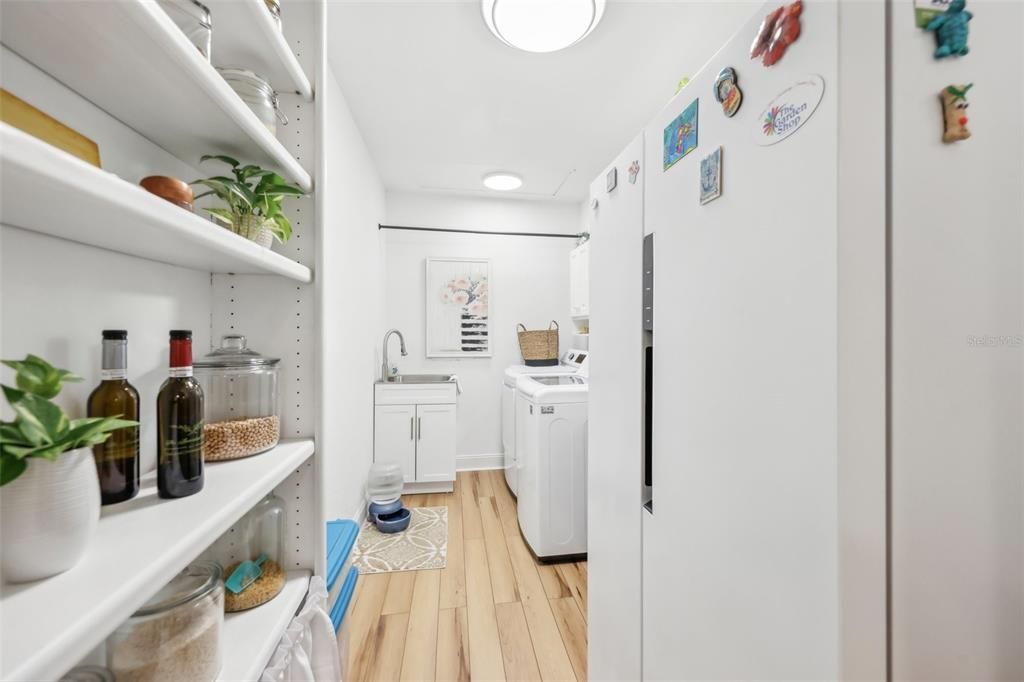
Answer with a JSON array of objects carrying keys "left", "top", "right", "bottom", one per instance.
[{"left": 139, "top": 175, "right": 194, "bottom": 210}]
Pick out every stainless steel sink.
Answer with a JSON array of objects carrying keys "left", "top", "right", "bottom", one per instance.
[{"left": 381, "top": 373, "right": 455, "bottom": 384}]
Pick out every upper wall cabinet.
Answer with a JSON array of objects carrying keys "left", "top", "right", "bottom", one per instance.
[{"left": 570, "top": 241, "right": 591, "bottom": 318}]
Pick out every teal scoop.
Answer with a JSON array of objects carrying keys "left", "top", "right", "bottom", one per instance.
[{"left": 225, "top": 553, "right": 268, "bottom": 594}]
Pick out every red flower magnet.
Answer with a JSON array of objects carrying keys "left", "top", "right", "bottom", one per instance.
[{"left": 750, "top": 0, "right": 803, "bottom": 67}]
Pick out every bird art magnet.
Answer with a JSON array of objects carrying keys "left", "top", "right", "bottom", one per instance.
[{"left": 940, "top": 83, "right": 972, "bottom": 143}]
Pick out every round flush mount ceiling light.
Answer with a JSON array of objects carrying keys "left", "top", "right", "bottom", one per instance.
[
  {"left": 482, "top": 172, "right": 523, "bottom": 191},
  {"left": 482, "top": 0, "right": 606, "bottom": 53}
]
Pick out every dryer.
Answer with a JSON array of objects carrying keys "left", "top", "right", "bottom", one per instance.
[
  {"left": 515, "top": 371, "right": 589, "bottom": 560},
  {"left": 502, "top": 349, "right": 588, "bottom": 495}
]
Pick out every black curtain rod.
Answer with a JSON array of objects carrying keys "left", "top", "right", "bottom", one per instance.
[{"left": 378, "top": 224, "right": 581, "bottom": 239}]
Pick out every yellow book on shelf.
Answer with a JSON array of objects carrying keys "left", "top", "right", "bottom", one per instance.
[{"left": 0, "top": 88, "right": 101, "bottom": 167}]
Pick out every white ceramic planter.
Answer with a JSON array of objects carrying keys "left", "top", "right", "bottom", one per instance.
[
  {"left": 230, "top": 213, "right": 275, "bottom": 249},
  {"left": 1, "top": 448, "right": 100, "bottom": 583}
]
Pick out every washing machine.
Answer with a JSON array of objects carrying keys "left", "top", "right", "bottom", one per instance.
[
  {"left": 515, "top": 371, "right": 588, "bottom": 560},
  {"left": 502, "top": 349, "right": 589, "bottom": 496}
]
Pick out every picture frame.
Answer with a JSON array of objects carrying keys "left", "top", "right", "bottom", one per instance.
[{"left": 425, "top": 257, "right": 492, "bottom": 358}]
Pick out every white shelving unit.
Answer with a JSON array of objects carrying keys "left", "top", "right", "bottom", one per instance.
[
  {"left": 219, "top": 570, "right": 312, "bottom": 681},
  {"left": 0, "top": 0, "right": 313, "bottom": 191},
  {"left": 205, "top": 0, "right": 314, "bottom": 100},
  {"left": 0, "top": 440, "right": 314, "bottom": 682},
  {"left": 0, "top": 125, "right": 313, "bottom": 283},
  {"left": 0, "top": 0, "right": 326, "bottom": 678}
]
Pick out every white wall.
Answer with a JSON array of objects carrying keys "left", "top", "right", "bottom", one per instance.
[
  {"left": 890, "top": 1, "right": 1024, "bottom": 679},
  {"left": 317, "top": 60, "right": 387, "bottom": 521},
  {"left": 383, "top": 192, "right": 580, "bottom": 464}
]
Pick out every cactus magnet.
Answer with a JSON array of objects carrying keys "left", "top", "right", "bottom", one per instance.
[
  {"left": 713, "top": 68, "right": 743, "bottom": 117},
  {"left": 750, "top": 1, "right": 803, "bottom": 67},
  {"left": 940, "top": 84, "right": 972, "bottom": 143},
  {"left": 925, "top": 0, "right": 972, "bottom": 59}
]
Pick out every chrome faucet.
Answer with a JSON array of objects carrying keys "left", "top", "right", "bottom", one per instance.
[{"left": 381, "top": 328, "right": 408, "bottom": 381}]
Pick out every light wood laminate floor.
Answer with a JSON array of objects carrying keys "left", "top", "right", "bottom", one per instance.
[{"left": 345, "top": 470, "right": 588, "bottom": 682}]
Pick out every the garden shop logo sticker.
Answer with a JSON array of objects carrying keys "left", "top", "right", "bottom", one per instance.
[{"left": 754, "top": 75, "right": 825, "bottom": 146}]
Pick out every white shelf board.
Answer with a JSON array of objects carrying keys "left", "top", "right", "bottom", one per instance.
[
  {"left": 219, "top": 570, "right": 312, "bottom": 682},
  {"left": 0, "top": 439, "right": 315, "bottom": 682},
  {"left": 205, "top": 0, "right": 313, "bottom": 100},
  {"left": 0, "top": 0, "right": 312, "bottom": 192},
  {"left": 0, "top": 125, "right": 312, "bottom": 283}
]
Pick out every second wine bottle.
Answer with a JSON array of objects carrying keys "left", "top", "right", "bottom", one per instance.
[{"left": 157, "top": 329, "right": 205, "bottom": 499}]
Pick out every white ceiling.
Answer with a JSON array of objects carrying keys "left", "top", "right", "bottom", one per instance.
[{"left": 325, "top": 1, "right": 756, "bottom": 201}]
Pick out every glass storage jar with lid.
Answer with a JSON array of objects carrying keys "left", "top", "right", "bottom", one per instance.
[
  {"left": 222, "top": 494, "right": 287, "bottom": 612},
  {"left": 194, "top": 335, "right": 280, "bottom": 461},
  {"left": 217, "top": 68, "right": 288, "bottom": 136},
  {"left": 107, "top": 561, "right": 224, "bottom": 682},
  {"left": 157, "top": 0, "right": 213, "bottom": 61}
]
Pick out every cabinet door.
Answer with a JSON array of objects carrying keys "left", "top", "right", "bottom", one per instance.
[
  {"left": 415, "top": 404, "right": 457, "bottom": 483},
  {"left": 570, "top": 246, "right": 582, "bottom": 315},
  {"left": 374, "top": 404, "right": 416, "bottom": 483},
  {"left": 570, "top": 242, "right": 591, "bottom": 317},
  {"left": 578, "top": 241, "right": 591, "bottom": 316}
]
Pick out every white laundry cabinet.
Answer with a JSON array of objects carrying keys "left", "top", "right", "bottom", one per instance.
[
  {"left": 569, "top": 241, "right": 591, "bottom": 318},
  {"left": 374, "top": 383, "right": 457, "bottom": 493}
]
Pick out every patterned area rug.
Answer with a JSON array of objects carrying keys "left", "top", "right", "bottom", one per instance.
[{"left": 352, "top": 506, "right": 448, "bottom": 574}]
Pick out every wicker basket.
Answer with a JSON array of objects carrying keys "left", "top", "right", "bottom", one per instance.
[{"left": 517, "top": 321, "right": 560, "bottom": 366}]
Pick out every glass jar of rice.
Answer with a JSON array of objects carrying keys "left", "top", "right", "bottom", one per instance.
[{"left": 107, "top": 561, "right": 224, "bottom": 682}]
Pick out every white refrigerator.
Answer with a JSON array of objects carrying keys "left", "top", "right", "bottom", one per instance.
[{"left": 588, "top": 1, "right": 889, "bottom": 679}]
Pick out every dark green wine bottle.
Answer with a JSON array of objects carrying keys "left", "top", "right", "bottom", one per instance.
[
  {"left": 87, "top": 330, "right": 140, "bottom": 505},
  {"left": 157, "top": 330, "right": 204, "bottom": 499}
]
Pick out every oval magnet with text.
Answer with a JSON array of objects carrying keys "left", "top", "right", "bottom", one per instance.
[{"left": 754, "top": 75, "right": 825, "bottom": 146}]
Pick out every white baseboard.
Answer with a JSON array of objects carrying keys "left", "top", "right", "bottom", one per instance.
[
  {"left": 456, "top": 452, "right": 505, "bottom": 471},
  {"left": 348, "top": 500, "right": 368, "bottom": 526}
]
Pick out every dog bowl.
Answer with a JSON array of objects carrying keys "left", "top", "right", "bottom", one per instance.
[
  {"left": 368, "top": 499, "right": 403, "bottom": 518},
  {"left": 374, "top": 508, "right": 411, "bottom": 534}
]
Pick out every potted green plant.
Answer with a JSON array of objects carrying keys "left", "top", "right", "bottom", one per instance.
[
  {"left": 192, "top": 155, "right": 305, "bottom": 248},
  {"left": 1, "top": 355, "right": 137, "bottom": 583}
]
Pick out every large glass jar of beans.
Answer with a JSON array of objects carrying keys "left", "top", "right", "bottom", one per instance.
[{"left": 194, "top": 335, "right": 280, "bottom": 461}]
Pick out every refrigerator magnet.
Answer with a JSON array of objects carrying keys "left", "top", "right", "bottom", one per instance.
[
  {"left": 753, "top": 75, "right": 825, "bottom": 146},
  {"left": 628, "top": 160, "right": 640, "bottom": 184},
  {"left": 750, "top": 0, "right": 803, "bottom": 67},
  {"left": 924, "top": 0, "right": 972, "bottom": 59},
  {"left": 699, "top": 147, "right": 723, "bottom": 205},
  {"left": 940, "top": 84, "right": 972, "bottom": 142},
  {"left": 713, "top": 68, "right": 743, "bottom": 117},
  {"left": 607, "top": 167, "right": 618, "bottom": 192},
  {"left": 663, "top": 99, "right": 699, "bottom": 170}
]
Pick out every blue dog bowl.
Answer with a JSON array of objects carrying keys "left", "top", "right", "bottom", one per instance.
[
  {"left": 375, "top": 507, "right": 411, "bottom": 533},
  {"left": 368, "top": 499, "right": 402, "bottom": 518}
]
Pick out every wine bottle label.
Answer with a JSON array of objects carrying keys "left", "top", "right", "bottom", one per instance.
[
  {"left": 100, "top": 369, "right": 128, "bottom": 380},
  {"left": 95, "top": 429, "right": 140, "bottom": 462},
  {"left": 160, "top": 421, "right": 205, "bottom": 463},
  {"left": 169, "top": 366, "right": 193, "bottom": 378}
]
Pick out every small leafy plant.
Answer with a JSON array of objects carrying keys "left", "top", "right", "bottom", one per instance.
[
  {"left": 1, "top": 355, "right": 137, "bottom": 486},
  {"left": 192, "top": 155, "right": 305, "bottom": 244}
]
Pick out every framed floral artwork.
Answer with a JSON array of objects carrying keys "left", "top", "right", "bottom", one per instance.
[{"left": 426, "top": 257, "right": 492, "bottom": 357}]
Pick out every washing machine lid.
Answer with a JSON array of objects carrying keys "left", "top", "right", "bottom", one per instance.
[
  {"left": 516, "top": 374, "right": 589, "bottom": 403},
  {"left": 503, "top": 348, "right": 588, "bottom": 387}
]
